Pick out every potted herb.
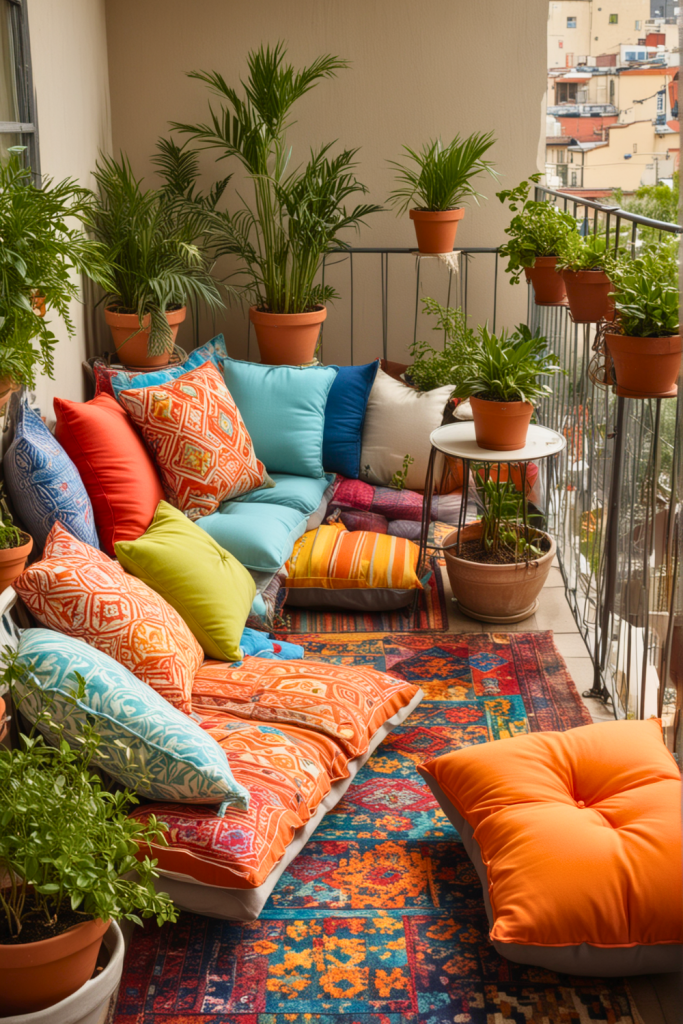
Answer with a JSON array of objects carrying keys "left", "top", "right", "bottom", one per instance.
[
  {"left": 497, "top": 174, "right": 578, "bottom": 305},
  {"left": 443, "top": 473, "right": 556, "bottom": 623},
  {"left": 407, "top": 297, "right": 479, "bottom": 391},
  {"left": 452, "top": 324, "right": 564, "bottom": 451},
  {"left": 556, "top": 233, "right": 614, "bottom": 323},
  {"left": 0, "top": 150, "right": 112, "bottom": 402},
  {"left": 173, "top": 43, "right": 381, "bottom": 366},
  {"left": 0, "top": 664, "right": 177, "bottom": 1018},
  {"left": 0, "top": 488, "right": 32, "bottom": 593},
  {"left": 388, "top": 132, "right": 497, "bottom": 254},
  {"left": 83, "top": 154, "right": 224, "bottom": 369},
  {"left": 604, "top": 242, "right": 680, "bottom": 399}
]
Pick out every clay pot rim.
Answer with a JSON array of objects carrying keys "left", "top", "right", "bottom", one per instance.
[
  {"left": 104, "top": 305, "right": 187, "bottom": 325},
  {"left": 249, "top": 305, "right": 327, "bottom": 326},
  {"left": 409, "top": 207, "right": 465, "bottom": 222},
  {"left": 0, "top": 916, "right": 109, "bottom": 967},
  {"left": 470, "top": 394, "right": 534, "bottom": 411},
  {"left": 443, "top": 523, "right": 556, "bottom": 570},
  {"left": 605, "top": 330, "right": 681, "bottom": 350},
  {"left": 561, "top": 268, "right": 610, "bottom": 281},
  {"left": 0, "top": 530, "right": 33, "bottom": 556},
  {"left": 528, "top": 256, "right": 560, "bottom": 267}
]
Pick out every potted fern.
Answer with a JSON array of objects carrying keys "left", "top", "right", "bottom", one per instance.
[
  {"left": 173, "top": 43, "right": 381, "bottom": 366},
  {"left": 556, "top": 233, "right": 614, "bottom": 323},
  {"left": 388, "top": 132, "right": 497, "bottom": 254},
  {"left": 406, "top": 298, "right": 479, "bottom": 391}
]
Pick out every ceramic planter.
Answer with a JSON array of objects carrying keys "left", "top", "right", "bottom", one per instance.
[
  {"left": 1, "top": 922, "right": 124, "bottom": 1024},
  {"left": 0, "top": 694, "right": 8, "bottom": 743},
  {"left": 562, "top": 269, "right": 613, "bottom": 323},
  {"left": 0, "top": 531, "right": 32, "bottom": 592},
  {"left": 249, "top": 305, "right": 327, "bottom": 365},
  {"left": 444, "top": 522, "right": 556, "bottom": 623},
  {"left": 524, "top": 257, "right": 566, "bottom": 306},
  {"left": 409, "top": 208, "right": 464, "bottom": 254},
  {"left": 104, "top": 306, "right": 186, "bottom": 369},
  {"left": 605, "top": 332, "right": 681, "bottom": 399},
  {"left": 470, "top": 395, "right": 534, "bottom": 452}
]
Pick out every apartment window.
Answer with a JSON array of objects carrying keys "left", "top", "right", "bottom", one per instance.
[
  {"left": 567, "top": 16, "right": 577, "bottom": 27},
  {"left": 569, "top": 151, "right": 574, "bottom": 163},
  {"left": 635, "top": 20, "right": 641, "bottom": 29},
  {"left": 609, "top": 13, "right": 618, "bottom": 23},
  {"left": 609, "top": 79, "right": 615, "bottom": 103},
  {"left": 0, "top": 0, "right": 39, "bottom": 175},
  {"left": 571, "top": 170, "right": 578, "bottom": 186}
]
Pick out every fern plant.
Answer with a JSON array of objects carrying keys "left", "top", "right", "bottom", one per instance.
[
  {"left": 387, "top": 133, "right": 497, "bottom": 213},
  {"left": 407, "top": 298, "right": 479, "bottom": 392},
  {"left": 453, "top": 324, "right": 564, "bottom": 405}
]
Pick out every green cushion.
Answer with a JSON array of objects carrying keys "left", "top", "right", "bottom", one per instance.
[{"left": 115, "top": 501, "right": 255, "bottom": 662}]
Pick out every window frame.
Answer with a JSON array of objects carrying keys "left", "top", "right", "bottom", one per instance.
[
  {"left": 0, "top": 0, "right": 40, "bottom": 179},
  {"left": 608, "top": 13, "right": 618, "bottom": 24},
  {"left": 566, "top": 15, "right": 577, "bottom": 27}
]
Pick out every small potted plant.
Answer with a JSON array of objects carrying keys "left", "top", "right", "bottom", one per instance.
[
  {"left": 0, "top": 489, "right": 32, "bottom": 593},
  {"left": 83, "top": 154, "right": 224, "bottom": 369},
  {"left": 388, "top": 132, "right": 497, "bottom": 254},
  {"left": 497, "top": 174, "right": 578, "bottom": 305},
  {"left": 443, "top": 473, "right": 556, "bottom": 623},
  {"left": 604, "top": 242, "right": 680, "bottom": 399},
  {"left": 452, "top": 324, "right": 564, "bottom": 451},
  {"left": 406, "top": 297, "right": 479, "bottom": 391},
  {"left": 556, "top": 233, "right": 614, "bottom": 323},
  {"left": 0, "top": 664, "right": 177, "bottom": 1018}
]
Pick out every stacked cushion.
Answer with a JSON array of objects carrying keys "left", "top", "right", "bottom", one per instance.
[
  {"left": 232, "top": 472, "right": 334, "bottom": 517},
  {"left": 3, "top": 400, "right": 99, "bottom": 549},
  {"left": 197, "top": 502, "right": 307, "bottom": 574},
  {"left": 322, "top": 361, "right": 378, "bottom": 478}
]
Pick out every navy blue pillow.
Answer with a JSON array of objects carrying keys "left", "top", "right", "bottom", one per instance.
[{"left": 322, "top": 361, "right": 379, "bottom": 478}]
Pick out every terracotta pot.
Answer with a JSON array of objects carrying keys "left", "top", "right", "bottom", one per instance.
[
  {"left": 31, "top": 291, "right": 46, "bottom": 317},
  {"left": 409, "top": 208, "right": 465, "bottom": 254},
  {"left": 470, "top": 395, "right": 534, "bottom": 452},
  {"left": 104, "top": 306, "right": 186, "bottom": 369},
  {"left": 524, "top": 257, "right": 567, "bottom": 306},
  {"left": 605, "top": 332, "right": 681, "bottom": 399},
  {"left": 0, "top": 376, "right": 21, "bottom": 411},
  {"left": 444, "top": 522, "right": 556, "bottom": 623},
  {"left": 0, "top": 917, "right": 109, "bottom": 1016},
  {"left": 0, "top": 695, "right": 7, "bottom": 744},
  {"left": 249, "top": 305, "right": 327, "bottom": 365},
  {"left": 562, "top": 269, "right": 613, "bottom": 323},
  {"left": 0, "top": 531, "right": 32, "bottom": 592}
]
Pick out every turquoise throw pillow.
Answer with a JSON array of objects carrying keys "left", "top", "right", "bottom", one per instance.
[
  {"left": 222, "top": 357, "right": 337, "bottom": 478},
  {"left": 232, "top": 473, "right": 334, "bottom": 516},
  {"left": 15, "top": 628, "right": 249, "bottom": 809},
  {"left": 110, "top": 334, "right": 227, "bottom": 398},
  {"left": 197, "top": 502, "right": 307, "bottom": 573}
]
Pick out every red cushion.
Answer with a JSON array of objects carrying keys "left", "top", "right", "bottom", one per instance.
[{"left": 54, "top": 394, "right": 164, "bottom": 556}]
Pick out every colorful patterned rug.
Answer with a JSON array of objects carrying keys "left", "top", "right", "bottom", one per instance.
[{"left": 112, "top": 632, "right": 639, "bottom": 1024}]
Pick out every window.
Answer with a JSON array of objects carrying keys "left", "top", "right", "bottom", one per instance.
[
  {"left": 609, "top": 13, "right": 618, "bottom": 23},
  {"left": 571, "top": 171, "right": 578, "bottom": 186},
  {"left": 633, "top": 143, "right": 638, "bottom": 153},
  {"left": 559, "top": 39, "right": 564, "bottom": 48},
  {"left": 609, "top": 79, "right": 615, "bottom": 103},
  {"left": 569, "top": 151, "right": 574, "bottom": 163},
  {"left": 635, "top": 20, "right": 641, "bottom": 29},
  {"left": 0, "top": 0, "right": 39, "bottom": 176},
  {"left": 567, "top": 16, "right": 577, "bottom": 27}
]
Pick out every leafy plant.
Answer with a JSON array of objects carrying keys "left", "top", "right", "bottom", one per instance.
[
  {"left": 389, "top": 454, "right": 414, "bottom": 490},
  {"left": 475, "top": 474, "right": 543, "bottom": 562},
  {"left": 0, "top": 656, "right": 177, "bottom": 942},
  {"left": 407, "top": 298, "right": 479, "bottom": 392},
  {"left": 172, "top": 43, "right": 381, "bottom": 315},
  {"left": 387, "top": 132, "right": 497, "bottom": 214},
  {"left": 0, "top": 149, "right": 113, "bottom": 389},
  {"left": 611, "top": 173, "right": 679, "bottom": 239},
  {"left": 82, "top": 153, "right": 224, "bottom": 356},
  {"left": 497, "top": 173, "right": 578, "bottom": 284},
  {"left": 556, "top": 232, "right": 611, "bottom": 273},
  {"left": 452, "top": 324, "right": 564, "bottom": 405},
  {"left": 605, "top": 242, "right": 679, "bottom": 338}
]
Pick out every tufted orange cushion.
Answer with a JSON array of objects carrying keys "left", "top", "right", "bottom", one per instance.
[{"left": 419, "top": 719, "right": 682, "bottom": 974}]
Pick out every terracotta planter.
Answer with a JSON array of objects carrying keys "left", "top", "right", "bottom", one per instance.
[
  {"left": 104, "top": 306, "right": 186, "bottom": 369},
  {"left": 409, "top": 208, "right": 464, "bottom": 254},
  {"left": 562, "top": 269, "right": 613, "bottom": 323},
  {"left": 470, "top": 395, "right": 534, "bottom": 452},
  {"left": 0, "top": 917, "right": 109, "bottom": 1016},
  {"left": 0, "top": 531, "right": 32, "bottom": 592},
  {"left": 444, "top": 522, "right": 556, "bottom": 623},
  {"left": 0, "top": 376, "right": 21, "bottom": 411},
  {"left": 249, "top": 305, "right": 327, "bottom": 365},
  {"left": 605, "top": 332, "right": 681, "bottom": 399},
  {"left": 0, "top": 694, "right": 7, "bottom": 744},
  {"left": 524, "top": 257, "right": 566, "bottom": 306}
]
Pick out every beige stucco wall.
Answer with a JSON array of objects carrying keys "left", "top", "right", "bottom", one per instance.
[
  {"left": 26, "top": 0, "right": 112, "bottom": 417},
  {"left": 548, "top": 0, "right": 651, "bottom": 68},
  {"left": 104, "top": 0, "right": 548, "bottom": 367},
  {"left": 577, "top": 120, "right": 677, "bottom": 189}
]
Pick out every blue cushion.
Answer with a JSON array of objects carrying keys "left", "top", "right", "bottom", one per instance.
[
  {"left": 233, "top": 473, "right": 334, "bottom": 516},
  {"left": 15, "top": 629, "right": 249, "bottom": 808},
  {"left": 110, "top": 333, "right": 228, "bottom": 398},
  {"left": 240, "top": 626, "right": 304, "bottom": 661},
  {"left": 222, "top": 356, "right": 337, "bottom": 478},
  {"left": 3, "top": 400, "right": 99, "bottom": 550},
  {"left": 323, "top": 361, "right": 379, "bottom": 478},
  {"left": 197, "top": 502, "right": 307, "bottom": 573}
]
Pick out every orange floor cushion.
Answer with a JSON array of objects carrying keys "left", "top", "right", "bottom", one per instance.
[{"left": 419, "top": 719, "right": 682, "bottom": 975}]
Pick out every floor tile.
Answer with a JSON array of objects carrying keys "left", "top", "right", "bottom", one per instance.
[
  {"left": 535, "top": 586, "right": 580, "bottom": 633},
  {"left": 554, "top": 632, "right": 591, "bottom": 658}
]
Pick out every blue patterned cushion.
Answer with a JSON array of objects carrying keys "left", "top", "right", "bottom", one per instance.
[
  {"left": 3, "top": 400, "right": 99, "bottom": 550},
  {"left": 14, "top": 628, "right": 249, "bottom": 809},
  {"left": 110, "top": 333, "right": 228, "bottom": 399}
]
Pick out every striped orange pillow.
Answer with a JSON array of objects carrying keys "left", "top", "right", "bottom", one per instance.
[{"left": 285, "top": 522, "right": 421, "bottom": 592}]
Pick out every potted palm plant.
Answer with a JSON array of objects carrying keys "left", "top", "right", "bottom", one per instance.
[
  {"left": 497, "top": 174, "right": 578, "bottom": 305},
  {"left": 83, "top": 154, "right": 224, "bottom": 369},
  {"left": 0, "top": 149, "right": 112, "bottom": 401},
  {"left": 0, "top": 664, "right": 177, "bottom": 1019},
  {"left": 604, "top": 242, "right": 680, "bottom": 399},
  {"left": 452, "top": 324, "right": 564, "bottom": 451},
  {"left": 387, "top": 132, "right": 497, "bottom": 254},
  {"left": 556, "top": 233, "right": 614, "bottom": 323},
  {"left": 173, "top": 43, "right": 381, "bottom": 366}
]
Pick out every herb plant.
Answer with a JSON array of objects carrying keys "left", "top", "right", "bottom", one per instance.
[
  {"left": 452, "top": 324, "right": 564, "bottom": 405},
  {"left": 556, "top": 232, "right": 610, "bottom": 273},
  {"left": 497, "top": 174, "right": 578, "bottom": 284},
  {"left": 387, "top": 132, "right": 497, "bottom": 213},
  {"left": 389, "top": 454, "right": 414, "bottom": 490},
  {"left": 407, "top": 298, "right": 479, "bottom": 392},
  {"left": 172, "top": 43, "right": 381, "bottom": 315},
  {"left": 606, "top": 243, "right": 679, "bottom": 338},
  {"left": 476, "top": 474, "right": 544, "bottom": 562}
]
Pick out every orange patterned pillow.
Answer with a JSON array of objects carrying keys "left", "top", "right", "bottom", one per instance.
[
  {"left": 118, "top": 362, "right": 266, "bottom": 520},
  {"left": 14, "top": 523, "right": 203, "bottom": 714}
]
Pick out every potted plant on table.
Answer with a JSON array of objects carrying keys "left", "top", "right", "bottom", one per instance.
[
  {"left": 452, "top": 324, "right": 564, "bottom": 451},
  {"left": 555, "top": 233, "right": 615, "bottom": 324},
  {"left": 497, "top": 174, "right": 578, "bottom": 305},
  {"left": 172, "top": 43, "right": 382, "bottom": 366},
  {"left": 387, "top": 131, "right": 497, "bottom": 254}
]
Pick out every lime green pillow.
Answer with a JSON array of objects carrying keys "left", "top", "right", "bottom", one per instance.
[{"left": 115, "top": 502, "right": 255, "bottom": 662}]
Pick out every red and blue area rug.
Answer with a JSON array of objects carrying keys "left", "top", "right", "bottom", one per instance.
[{"left": 112, "top": 631, "right": 640, "bottom": 1024}]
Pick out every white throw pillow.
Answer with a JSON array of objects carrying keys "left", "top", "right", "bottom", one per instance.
[
  {"left": 454, "top": 398, "right": 473, "bottom": 420},
  {"left": 359, "top": 369, "right": 453, "bottom": 490}
]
